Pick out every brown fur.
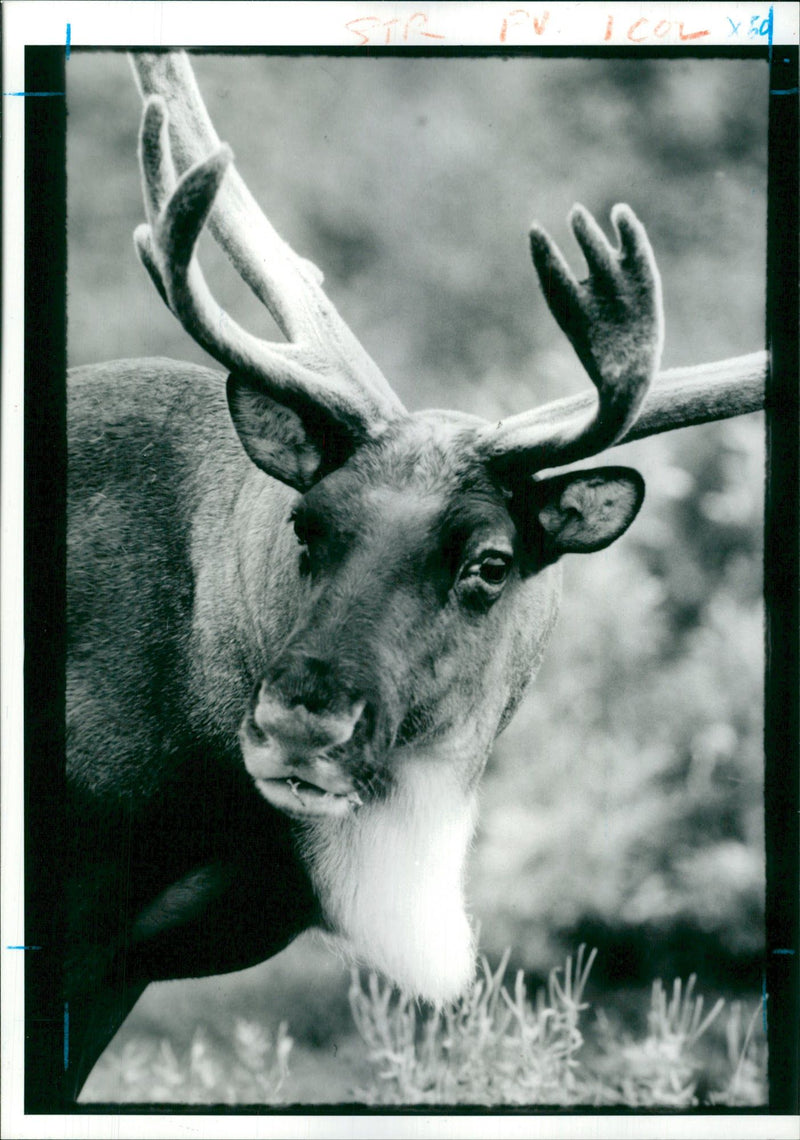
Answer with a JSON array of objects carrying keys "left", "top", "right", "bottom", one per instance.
[{"left": 66, "top": 357, "right": 641, "bottom": 1095}]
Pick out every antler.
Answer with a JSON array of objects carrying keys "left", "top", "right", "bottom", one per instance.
[
  {"left": 131, "top": 52, "right": 766, "bottom": 479},
  {"left": 479, "top": 205, "right": 766, "bottom": 473},
  {"left": 130, "top": 51, "right": 404, "bottom": 442}
]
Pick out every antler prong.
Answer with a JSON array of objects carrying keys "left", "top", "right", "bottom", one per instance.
[
  {"left": 158, "top": 146, "right": 232, "bottom": 279},
  {"left": 481, "top": 350, "right": 767, "bottom": 472},
  {"left": 138, "top": 96, "right": 177, "bottom": 221},
  {"left": 483, "top": 203, "right": 674, "bottom": 472},
  {"left": 130, "top": 51, "right": 404, "bottom": 443}
]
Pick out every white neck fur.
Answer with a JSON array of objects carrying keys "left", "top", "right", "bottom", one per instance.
[{"left": 300, "top": 758, "right": 478, "bottom": 1004}]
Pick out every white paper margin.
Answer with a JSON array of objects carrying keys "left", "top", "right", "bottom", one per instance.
[{"left": 2, "top": 3, "right": 798, "bottom": 1138}]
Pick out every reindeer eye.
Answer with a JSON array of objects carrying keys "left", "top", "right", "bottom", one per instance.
[
  {"left": 457, "top": 550, "right": 512, "bottom": 601},
  {"left": 479, "top": 556, "right": 510, "bottom": 585}
]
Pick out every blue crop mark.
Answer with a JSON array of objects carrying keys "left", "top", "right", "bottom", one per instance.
[
  {"left": 3, "top": 92, "right": 65, "bottom": 97},
  {"left": 761, "top": 972, "right": 768, "bottom": 1034},
  {"left": 772, "top": 947, "right": 796, "bottom": 954},
  {"left": 64, "top": 1003, "right": 69, "bottom": 1071},
  {"left": 66, "top": 23, "right": 71, "bottom": 60},
  {"left": 6, "top": 945, "right": 42, "bottom": 950}
]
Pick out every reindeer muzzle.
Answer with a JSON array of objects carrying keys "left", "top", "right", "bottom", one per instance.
[{"left": 240, "top": 681, "right": 367, "bottom": 818}]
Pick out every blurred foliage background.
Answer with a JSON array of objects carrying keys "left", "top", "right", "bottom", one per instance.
[{"left": 67, "top": 52, "right": 767, "bottom": 1101}]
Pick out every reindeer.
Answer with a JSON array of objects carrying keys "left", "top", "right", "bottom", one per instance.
[{"left": 65, "top": 52, "right": 766, "bottom": 1097}]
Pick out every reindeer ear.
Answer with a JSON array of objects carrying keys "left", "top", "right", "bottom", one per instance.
[
  {"left": 227, "top": 372, "right": 356, "bottom": 491},
  {"left": 533, "top": 466, "right": 645, "bottom": 554}
]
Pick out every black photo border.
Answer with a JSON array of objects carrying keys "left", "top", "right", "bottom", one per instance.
[{"left": 21, "top": 39, "right": 798, "bottom": 1121}]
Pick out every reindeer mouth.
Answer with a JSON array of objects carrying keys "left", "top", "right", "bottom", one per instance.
[
  {"left": 254, "top": 774, "right": 363, "bottom": 819},
  {"left": 240, "top": 704, "right": 366, "bottom": 819}
]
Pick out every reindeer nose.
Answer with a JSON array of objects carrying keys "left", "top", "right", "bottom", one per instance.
[
  {"left": 250, "top": 676, "right": 367, "bottom": 758},
  {"left": 269, "top": 652, "right": 359, "bottom": 716}
]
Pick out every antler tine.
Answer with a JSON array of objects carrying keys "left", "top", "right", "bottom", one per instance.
[
  {"left": 129, "top": 51, "right": 404, "bottom": 435},
  {"left": 134, "top": 96, "right": 368, "bottom": 427},
  {"left": 479, "top": 204, "right": 766, "bottom": 472},
  {"left": 489, "top": 351, "right": 766, "bottom": 462},
  {"left": 479, "top": 204, "right": 664, "bottom": 472}
]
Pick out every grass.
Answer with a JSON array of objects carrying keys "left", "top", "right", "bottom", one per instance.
[
  {"left": 83, "top": 1017, "right": 294, "bottom": 1105},
  {"left": 81, "top": 946, "right": 767, "bottom": 1106},
  {"left": 347, "top": 947, "right": 767, "bottom": 1107}
]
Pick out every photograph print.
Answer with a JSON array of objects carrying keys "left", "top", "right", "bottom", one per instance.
[{"left": 54, "top": 47, "right": 772, "bottom": 1109}]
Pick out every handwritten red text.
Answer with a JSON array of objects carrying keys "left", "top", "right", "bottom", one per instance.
[
  {"left": 346, "top": 12, "right": 445, "bottom": 46},
  {"left": 499, "top": 8, "right": 550, "bottom": 43},
  {"left": 604, "top": 15, "right": 710, "bottom": 43}
]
